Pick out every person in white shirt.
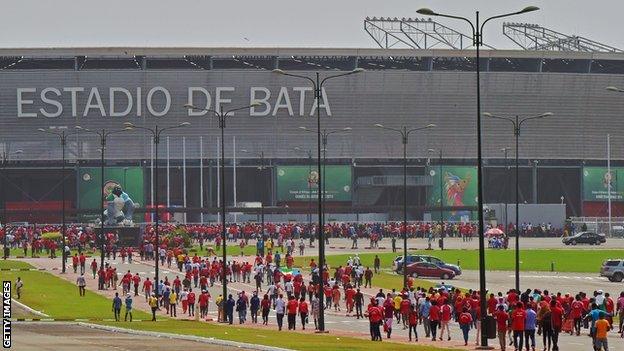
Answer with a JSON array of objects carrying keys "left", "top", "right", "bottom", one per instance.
[{"left": 275, "top": 294, "right": 286, "bottom": 330}]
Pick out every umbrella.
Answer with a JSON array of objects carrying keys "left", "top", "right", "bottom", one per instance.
[{"left": 485, "top": 228, "right": 504, "bottom": 237}]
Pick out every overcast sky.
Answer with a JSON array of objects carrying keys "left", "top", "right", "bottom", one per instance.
[{"left": 1, "top": 0, "right": 620, "bottom": 50}]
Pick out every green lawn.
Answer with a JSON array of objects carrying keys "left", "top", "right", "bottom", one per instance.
[
  {"left": 99, "top": 320, "right": 455, "bottom": 351},
  {"left": 296, "top": 249, "right": 621, "bottom": 273},
  {"left": 0, "top": 260, "right": 152, "bottom": 320},
  {"left": 0, "top": 260, "right": 35, "bottom": 269}
]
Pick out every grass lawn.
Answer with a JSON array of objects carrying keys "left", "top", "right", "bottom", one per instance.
[
  {"left": 296, "top": 249, "right": 621, "bottom": 273},
  {"left": 0, "top": 260, "right": 35, "bottom": 269},
  {"left": 0, "top": 260, "right": 152, "bottom": 320},
  {"left": 99, "top": 319, "right": 455, "bottom": 351}
]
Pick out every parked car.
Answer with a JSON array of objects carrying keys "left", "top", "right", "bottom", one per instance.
[
  {"left": 600, "top": 259, "right": 624, "bottom": 282},
  {"left": 562, "top": 231, "right": 606, "bottom": 245},
  {"left": 404, "top": 262, "right": 456, "bottom": 280},
  {"left": 393, "top": 255, "right": 462, "bottom": 276}
]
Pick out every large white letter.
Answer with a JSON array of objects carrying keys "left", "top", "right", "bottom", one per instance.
[
  {"left": 63, "top": 87, "right": 84, "bottom": 117},
  {"left": 83, "top": 87, "right": 106, "bottom": 117},
  {"left": 17, "top": 88, "right": 37, "bottom": 118},
  {"left": 293, "top": 87, "right": 312, "bottom": 117},
  {"left": 272, "top": 87, "right": 294, "bottom": 116},
  {"left": 146, "top": 87, "right": 171, "bottom": 117},
  {"left": 109, "top": 87, "right": 133, "bottom": 117},
  {"left": 215, "top": 87, "right": 234, "bottom": 113},
  {"left": 136, "top": 87, "right": 142, "bottom": 116},
  {"left": 250, "top": 87, "right": 271, "bottom": 116},
  {"left": 187, "top": 87, "right": 211, "bottom": 116},
  {"left": 310, "top": 87, "right": 332, "bottom": 116},
  {"left": 40, "top": 87, "right": 62, "bottom": 118}
]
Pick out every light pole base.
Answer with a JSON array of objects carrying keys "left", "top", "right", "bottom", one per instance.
[{"left": 314, "top": 330, "right": 329, "bottom": 334}]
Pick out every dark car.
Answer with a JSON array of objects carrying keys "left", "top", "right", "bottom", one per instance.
[
  {"left": 404, "top": 262, "right": 456, "bottom": 280},
  {"left": 562, "top": 231, "right": 606, "bottom": 245},
  {"left": 393, "top": 255, "right": 462, "bottom": 276}
]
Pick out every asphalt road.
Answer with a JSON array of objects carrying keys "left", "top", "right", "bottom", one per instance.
[{"left": 10, "top": 323, "right": 252, "bottom": 351}]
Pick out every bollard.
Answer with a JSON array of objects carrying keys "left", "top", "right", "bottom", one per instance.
[
  {"left": 457, "top": 259, "right": 460, "bottom": 267},
  {"left": 551, "top": 261, "right": 554, "bottom": 272}
]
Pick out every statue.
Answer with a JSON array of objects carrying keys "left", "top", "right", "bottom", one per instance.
[{"left": 104, "top": 185, "right": 138, "bottom": 226}]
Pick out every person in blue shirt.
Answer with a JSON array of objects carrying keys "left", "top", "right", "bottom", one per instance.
[
  {"left": 256, "top": 239, "right": 265, "bottom": 257},
  {"left": 524, "top": 303, "right": 537, "bottom": 351},
  {"left": 112, "top": 293, "right": 122, "bottom": 321},
  {"left": 124, "top": 293, "right": 133, "bottom": 322},
  {"left": 275, "top": 252, "right": 281, "bottom": 268},
  {"left": 250, "top": 291, "right": 260, "bottom": 324},
  {"left": 225, "top": 294, "right": 236, "bottom": 325},
  {"left": 419, "top": 297, "right": 432, "bottom": 338},
  {"left": 236, "top": 293, "right": 248, "bottom": 324}
]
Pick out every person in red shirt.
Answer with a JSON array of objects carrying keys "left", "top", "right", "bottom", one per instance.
[
  {"left": 91, "top": 259, "right": 98, "bottom": 280},
  {"left": 487, "top": 293, "right": 498, "bottom": 315},
  {"left": 187, "top": 289, "right": 196, "bottom": 317},
  {"left": 142, "top": 277, "right": 153, "bottom": 301},
  {"left": 440, "top": 299, "right": 453, "bottom": 341},
  {"left": 132, "top": 273, "right": 141, "bottom": 296},
  {"left": 570, "top": 294, "right": 584, "bottom": 336},
  {"left": 429, "top": 300, "right": 441, "bottom": 341},
  {"left": 72, "top": 254, "right": 79, "bottom": 273},
  {"left": 408, "top": 304, "right": 419, "bottom": 342},
  {"left": 510, "top": 302, "right": 526, "bottom": 351},
  {"left": 495, "top": 305, "right": 509, "bottom": 351},
  {"left": 345, "top": 287, "right": 356, "bottom": 315},
  {"left": 458, "top": 307, "right": 474, "bottom": 346},
  {"left": 400, "top": 296, "right": 411, "bottom": 329},
  {"left": 287, "top": 295, "right": 298, "bottom": 330},
  {"left": 549, "top": 299, "right": 563, "bottom": 350},
  {"left": 366, "top": 299, "right": 383, "bottom": 341},
  {"left": 78, "top": 253, "right": 86, "bottom": 274},
  {"left": 199, "top": 290, "right": 210, "bottom": 318},
  {"left": 298, "top": 297, "right": 309, "bottom": 330}
]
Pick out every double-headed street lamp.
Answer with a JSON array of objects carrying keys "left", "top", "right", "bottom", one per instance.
[
  {"left": 294, "top": 146, "right": 314, "bottom": 243},
  {"left": 184, "top": 102, "right": 259, "bottom": 322},
  {"left": 484, "top": 112, "right": 553, "bottom": 293},
  {"left": 37, "top": 127, "right": 81, "bottom": 273},
  {"left": 375, "top": 123, "right": 435, "bottom": 289},
  {"left": 1, "top": 149, "right": 23, "bottom": 259},
  {"left": 75, "top": 126, "right": 132, "bottom": 271},
  {"left": 299, "top": 126, "right": 352, "bottom": 228},
  {"left": 416, "top": 6, "right": 539, "bottom": 348},
  {"left": 273, "top": 67, "right": 363, "bottom": 332},
  {"left": 427, "top": 148, "right": 445, "bottom": 249},
  {"left": 123, "top": 122, "right": 190, "bottom": 296},
  {"left": 240, "top": 149, "right": 267, "bottom": 238}
]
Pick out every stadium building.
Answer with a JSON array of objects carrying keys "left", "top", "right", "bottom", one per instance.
[{"left": 2, "top": 21, "right": 624, "bottom": 224}]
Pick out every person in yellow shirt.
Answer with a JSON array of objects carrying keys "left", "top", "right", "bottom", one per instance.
[
  {"left": 169, "top": 290, "right": 178, "bottom": 317},
  {"left": 215, "top": 294, "right": 224, "bottom": 322},
  {"left": 266, "top": 238, "right": 273, "bottom": 253},
  {"left": 594, "top": 312, "right": 610, "bottom": 351},
  {"left": 148, "top": 294, "right": 158, "bottom": 321},
  {"left": 393, "top": 294, "right": 402, "bottom": 323}
]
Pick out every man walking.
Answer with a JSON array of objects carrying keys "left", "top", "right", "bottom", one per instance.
[
  {"left": 275, "top": 294, "right": 286, "bottom": 331},
  {"left": 124, "top": 293, "right": 133, "bottom": 322},
  {"left": 112, "top": 293, "right": 122, "bottom": 321},
  {"left": 76, "top": 274, "right": 86, "bottom": 296}
]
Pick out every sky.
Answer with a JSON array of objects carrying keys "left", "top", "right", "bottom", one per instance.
[{"left": 0, "top": 0, "right": 621, "bottom": 50}]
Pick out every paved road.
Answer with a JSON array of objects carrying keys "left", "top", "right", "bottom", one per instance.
[{"left": 10, "top": 323, "right": 252, "bottom": 351}]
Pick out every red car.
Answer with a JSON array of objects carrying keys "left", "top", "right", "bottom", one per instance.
[{"left": 404, "top": 262, "right": 455, "bottom": 280}]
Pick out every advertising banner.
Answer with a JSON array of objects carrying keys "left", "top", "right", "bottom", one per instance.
[
  {"left": 276, "top": 165, "right": 351, "bottom": 202},
  {"left": 583, "top": 166, "right": 624, "bottom": 201},
  {"left": 77, "top": 167, "right": 145, "bottom": 221},
  {"left": 427, "top": 166, "right": 477, "bottom": 221}
]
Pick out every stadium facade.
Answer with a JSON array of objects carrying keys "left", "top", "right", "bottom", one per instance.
[{"left": 1, "top": 47, "right": 624, "bottom": 223}]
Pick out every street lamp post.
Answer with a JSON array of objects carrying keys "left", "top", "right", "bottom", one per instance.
[
  {"left": 484, "top": 112, "right": 553, "bottom": 293},
  {"left": 75, "top": 126, "right": 132, "bottom": 272},
  {"left": 375, "top": 124, "right": 435, "bottom": 289},
  {"left": 501, "top": 147, "right": 511, "bottom": 237},
  {"left": 241, "top": 149, "right": 267, "bottom": 239},
  {"left": 123, "top": 122, "right": 190, "bottom": 296},
  {"left": 37, "top": 127, "right": 80, "bottom": 273},
  {"left": 184, "top": 102, "right": 259, "bottom": 322},
  {"left": 1, "top": 149, "right": 23, "bottom": 259},
  {"left": 428, "top": 148, "right": 445, "bottom": 249},
  {"left": 417, "top": 6, "right": 539, "bottom": 348},
  {"left": 300, "top": 126, "right": 352, "bottom": 243},
  {"left": 273, "top": 67, "right": 363, "bottom": 332},
  {"left": 294, "top": 147, "right": 314, "bottom": 244}
]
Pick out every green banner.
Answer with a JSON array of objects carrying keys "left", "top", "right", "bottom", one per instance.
[
  {"left": 276, "top": 165, "right": 352, "bottom": 202},
  {"left": 78, "top": 167, "right": 145, "bottom": 221},
  {"left": 583, "top": 167, "right": 624, "bottom": 201},
  {"left": 427, "top": 166, "right": 477, "bottom": 221}
]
